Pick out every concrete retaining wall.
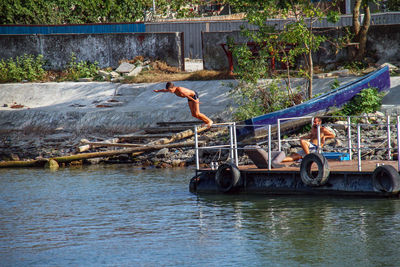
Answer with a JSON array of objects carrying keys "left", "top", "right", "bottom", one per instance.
[
  {"left": 0, "top": 32, "right": 184, "bottom": 70},
  {"left": 202, "top": 24, "right": 400, "bottom": 70},
  {"left": 0, "top": 81, "right": 235, "bottom": 134}
]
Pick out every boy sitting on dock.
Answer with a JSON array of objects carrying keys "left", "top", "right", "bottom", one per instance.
[
  {"left": 283, "top": 117, "right": 335, "bottom": 162},
  {"left": 154, "top": 82, "right": 213, "bottom": 129}
]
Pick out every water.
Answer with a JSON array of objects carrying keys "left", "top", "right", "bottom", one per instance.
[{"left": 1, "top": 165, "right": 400, "bottom": 266}]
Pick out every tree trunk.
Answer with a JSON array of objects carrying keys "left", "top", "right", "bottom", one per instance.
[
  {"left": 352, "top": 0, "right": 362, "bottom": 37},
  {"left": 352, "top": 0, "right": 370, "bottom": 61},
  {"left": 307, "top": 20, "right": 314, "bottom": 99},
  {"left": 308, "top": 50, "right": 313, "bottom": 99},
  {"left": 356, "top": 3, "right": 370, "bottom": 60}
]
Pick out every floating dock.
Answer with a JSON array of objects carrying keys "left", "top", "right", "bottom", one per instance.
[
  {"left": 189, "top": 115, "right": 400, "bottom": 198},
  {"left": 190, "top": 160, "right": 400, "bottom": 197}
]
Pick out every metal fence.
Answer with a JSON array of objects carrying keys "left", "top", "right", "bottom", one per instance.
[
  {"left": 146, "top": 12, "right": 400, "bottom": 58},
  {"left": 1, "top": 12, "right": 399, "bottom": 59}
]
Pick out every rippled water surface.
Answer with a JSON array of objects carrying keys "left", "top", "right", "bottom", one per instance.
[{"left": 1, "top": 165, "right": 400, "bottom": 266}]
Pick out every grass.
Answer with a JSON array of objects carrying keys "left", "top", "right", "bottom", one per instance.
[
  {"left": 38, "top": 59, "right": 235, "bottom": 83},
  {"left": 123, "top": 69, "right": 234, "bottom": 83},
  {"left": 122, "top": 60, "right": 234, "bottom": 83}
]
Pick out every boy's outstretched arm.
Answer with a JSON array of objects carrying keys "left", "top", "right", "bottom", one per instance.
[{"left": 153, "top": 89, "right": 169, "bottom": 92}]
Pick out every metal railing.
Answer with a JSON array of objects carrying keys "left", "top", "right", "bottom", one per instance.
[{"left": 194, "top": 115, "right": 400, "bottom": 172}]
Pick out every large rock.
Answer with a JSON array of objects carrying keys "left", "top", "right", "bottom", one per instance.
[
  {"left": 115, "top": 62, "right": 135, "bottom": 73},
  {"left": 127, "top": 66, "right": 143, "bottom": 77}
]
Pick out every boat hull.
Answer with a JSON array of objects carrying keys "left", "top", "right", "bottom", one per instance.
[
  {"left": 190, "top": 167, "right": 400, "bottom": 198},
  {"left": 238, "top": 66, "right": 391, "bottom": 138}
]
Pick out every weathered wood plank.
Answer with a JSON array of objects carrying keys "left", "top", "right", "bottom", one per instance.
[
  {"left": 81, "top": 141, "right": 146, "bottom": 148},
  {"left": 117, "top": 134, "right": 174, "bottom": 141},
  {"left": 143, "top": 126, "right": 194, "bottom": 134},
  {"left": 156, "top": 121, "right": 201, "bottom": 126}
]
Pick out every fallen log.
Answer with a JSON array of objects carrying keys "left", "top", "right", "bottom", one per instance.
[
  {"left": 0, "top": 159, "right": 48, "bottom": 168},
  {"left": 0, "top": 141, "right": 203, "bottom": 168},
  {"left": 79, "top": 141, "right": 146, "bottom": 150},
  {"left": 129, "top": 126, "right": 209, "bottom": 157},
  {"left": 54, "top": 141, "right": 203, "bottom": 163},
  {"left": 82, "top": 142, "right": 146, "bottom": 147},
  {"left": 157, "top": 121, "right": 200, "bottom": 126},
  {"left": 0, "top": 125, "right": 209, "bottom": 168}
]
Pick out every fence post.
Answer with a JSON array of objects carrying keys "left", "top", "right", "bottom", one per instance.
[
  {"left": 397, "top": 116, "right": 400, "bottom": 171},
  {"left": 268, "top": 125, "right": 272, "bottom": 170},
  {"left": 229, "top": 123, "right": 234, "bottom": 164},
  {"left": 194, "top": 126, "right": 199, "bottom": 170},
  {"left": 317, "top": 124, "right": 321, "bottom": 153},
  {"left": 278, "top": 119, "right": 281, "bottom": 151},
  {"left": 387, "top": 115, "right": 391, "bottom": 160},
  {"left": 347, "top": 116, "right": 352, "bottom": 160},
  {"left": 233, "top": 122, "right": 239, "bottom": 167},
  {"left": 357, "top": 124, "right": 361, "bottom": 171}
]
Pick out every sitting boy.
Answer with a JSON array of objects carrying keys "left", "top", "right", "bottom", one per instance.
[{"left": 282, "top": 117, "right": 335, "bottom": 162}]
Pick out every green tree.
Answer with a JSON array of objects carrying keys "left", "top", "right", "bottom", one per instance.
[
  {"left": 387, "top": 0, "right": 400, "bottom": 11},
  {"left": 0, "top": 0, "right": 204, "bottom": 24},
  {"left": 227, "top": 0, "right": 340, "bottom": 120}
]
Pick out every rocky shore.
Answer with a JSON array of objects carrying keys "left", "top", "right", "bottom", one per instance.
[
  {"left": 0, "top": 111, "right": 398, "bottom": 169},
  {"left": 1, "top": 69, "right": 400, "bottom": 168}
]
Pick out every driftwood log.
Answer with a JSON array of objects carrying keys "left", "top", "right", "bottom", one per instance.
[
  {"left": 54, "top": 141, "right": 201, "bottom": 163},
  {"left": 0, "top": 126, "right": 209, "bottom": 168},
  {"left": 0, "top": 140, "right": 204, "bottom": 168}
]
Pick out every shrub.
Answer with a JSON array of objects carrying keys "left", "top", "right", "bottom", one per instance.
[
  {"left": 64, "top": 53, "right": 99, "bottom": 81},
  {"left": 231, "top": 80, "right": 293, "bottom": 121},
  {"left": 0, "top": 54, "right": 45, "bottom": 82},
  {"left": 330, "top": 87, "right": 385, "bottom": 121},
  {"left": 342, "top": 87, "right": 384, "bottom": 116}
]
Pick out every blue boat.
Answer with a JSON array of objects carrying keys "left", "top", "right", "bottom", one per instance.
[{"left": 238, "top": 65, "right": 391, "bottom": 138}]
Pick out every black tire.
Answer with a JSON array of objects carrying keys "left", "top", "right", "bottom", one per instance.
[
  {"left": 189, "top": 175, "right": 200, "bottom": 193},
  {"left": 372, "top": 165, "right": 400, "bottom": 193},
  {"left": 300, "top": 153, "right": 330, "bottom": 186},
  {"left": 215, "top": 163, "right": 241, "bottom": 192}
]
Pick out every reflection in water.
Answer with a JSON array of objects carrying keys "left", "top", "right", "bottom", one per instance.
[
  {"left": 196, "top": 195, "right": 400, "bottom": 266},
  {"left": 1, "top": 166, "right": 400, "bottom": 266}
]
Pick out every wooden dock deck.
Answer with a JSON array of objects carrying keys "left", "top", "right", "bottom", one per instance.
[{"left": 240, "top": 160, "right": 399, "bottom": 172}]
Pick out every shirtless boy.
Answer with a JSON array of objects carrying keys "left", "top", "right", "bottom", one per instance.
[
  {"left": 283, "top": 117, "right": 335, "bottom": 162},
  {"left": 153, "top": 82, "right": 213, "bottom": 128}
]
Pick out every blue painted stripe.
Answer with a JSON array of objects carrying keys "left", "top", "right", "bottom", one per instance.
[{"left": 0, "top": 23, "right": 145, "bottom": 34}]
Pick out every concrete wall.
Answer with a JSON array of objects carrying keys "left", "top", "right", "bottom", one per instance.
[
  {"left": 147, "top": 13, "right": 400, "bottom": 59},
  {"left": 0, "top": 32, "right": 184, "bottom": 70},
  {"left": 202, "top": 24, "right": 400, "bottom": 70},
  {"left": 368, "top": 24, "right": 400, "bottom": 64},
  {"left": 201, "top": 31, "right": 249, "bottom": 71}
]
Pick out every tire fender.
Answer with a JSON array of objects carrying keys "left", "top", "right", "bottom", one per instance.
[
  {"left": 372, "top": 165, "right": 400, "bottom": 193},
  {"left": 215, "top": 163, "right": 241, "bottom": 192},
  {"left": 189, "top": 175, "right": 200, "bottom": 193},
  {"left": 300, "top": 153, "right": 330, "bottom": 186}
]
